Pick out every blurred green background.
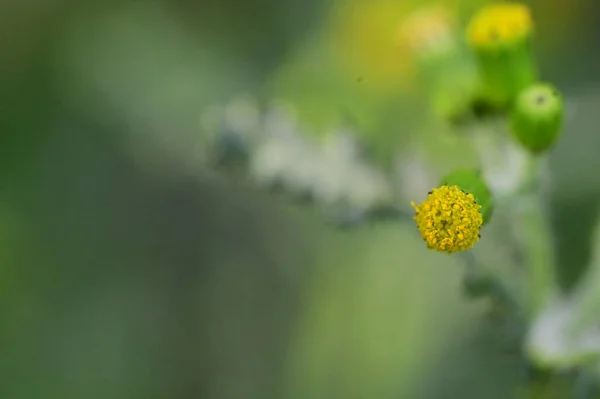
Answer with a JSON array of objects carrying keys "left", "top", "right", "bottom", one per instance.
[{"left": 1, "top": 0, "right": 600, "bottom": 398}]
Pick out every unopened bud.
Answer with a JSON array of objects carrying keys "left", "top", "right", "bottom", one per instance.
[
  {"left": 510, "top": 83, "right": 564, "bottom": 154},
  {"left": 466, "top": 2, "right": 537, "bottom": 109}
]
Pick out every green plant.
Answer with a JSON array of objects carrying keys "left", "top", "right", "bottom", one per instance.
[
  {"left": 406, "top": 2, "right": 600, "bottom": 398},
  {"left": 196, "top": 2, "right": 600, "bottom": 396}
]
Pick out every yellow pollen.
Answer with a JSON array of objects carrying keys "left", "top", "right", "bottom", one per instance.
[
  {"left": 466, "top": 2, "right": 533, "bottom": 49},
  {"left": 411, "top": 185, "right": 483, "bottom": 254}
]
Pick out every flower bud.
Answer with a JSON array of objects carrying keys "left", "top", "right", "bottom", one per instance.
[
  {"left": 398, "top": 6, "right": 478, "bottom": 122},
  {"left": 397, "top": 5, "right": 456, "bottom": 63},
  {"left": 440, "top": 169, "right": 494, "bottom": 225},
  {"left": 510, "top": 83, "right": 564, "bottom": 154},
  {"left": 466, "top": 2, "right": 537, "bottom": 109}
]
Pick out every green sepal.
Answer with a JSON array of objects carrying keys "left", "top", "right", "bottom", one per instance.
[{"left": 440, "top": 168, "right": 494, "bottom": 225}]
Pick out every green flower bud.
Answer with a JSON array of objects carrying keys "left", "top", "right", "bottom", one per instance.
[
  {"left": 510, "top": 83, "right": 564, "bottom": 154},
  {"left": 440, "top": 169, "right": 494, "bottom": 225},
  {"left": 398, "top": 5, "right": 479, "bottom": 123},
  {"left": 466, "top": 2, "right": 537, "bottom": 109}
]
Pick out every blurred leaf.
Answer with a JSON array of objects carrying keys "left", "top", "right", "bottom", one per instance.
[
  {"left": 527, "top": 204, "right": 600, "bottom": 368},
  {"left": 267, "top": 40, "right": 424, "bottom": 167},
  {"left": 267, "top": 43, "right": 382, "bottom": 135},
  {"left": 284, "top": 222, "right": 480, "bottom": 399},
  {"left": 326, "top": 0, "right": 415, "bottom": 95},
  {"left": 550, "top": 90, "right": 600, "bottom": 201}
]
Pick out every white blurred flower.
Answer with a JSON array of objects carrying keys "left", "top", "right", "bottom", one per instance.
[
  {"left": 224, "top": 93, "right": 261, "bottom": 143},
  {"left": 211, "top": 97, "right": 397, "bottom": 220},
  {"left": 263, "top": 99, "right": 299, "bottom": 140},
  {"left": 249, "top": 135, "right": 295, "bottom": 187},
  {"left": 312, "top": 156, "right": 349, "bottom": 208},
  {"left": 279, "top": 138, "right": 323, "bottom": 196},
  {"left": 321, "top": 129, "right": 361, "bottom": 164},
  {"left": 312, "top": 130, "right": 362, "bottom": 207},
  {"left": 250, "top": 100, "right": 323, "bottom": 192}
]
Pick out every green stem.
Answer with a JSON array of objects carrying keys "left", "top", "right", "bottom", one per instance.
[
  {"left": 518, "top": 154, "right": 555, "bottom": 320},
  {"left": 465, "top": 121, "right": 555, "bottom": 319}
]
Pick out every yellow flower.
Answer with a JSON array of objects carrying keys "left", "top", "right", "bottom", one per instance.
[
  {"left": 411, "top": 185, "right": 483, "bottom": 254},
  {"left": 466, "top": 2, "right": 533, "bottom": 49},
  {"left": 396, "top": 5, "right": 455, "bottom": 58}
]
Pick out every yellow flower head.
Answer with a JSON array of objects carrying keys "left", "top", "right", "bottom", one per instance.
[
  {"left": 397, "top": 6, "right": 455, "bottom": 57},
  {"left": 411, "top": 185, "right": 483, "bottom": 254},
  {"left": 466, "top": 2, "right": 533, "bottom": 49}
]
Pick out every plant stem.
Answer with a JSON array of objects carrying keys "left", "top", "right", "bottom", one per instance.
[
  {"left": 517, "top": 154, "right": 555, "bottom": 320},
  {"left": 465, "top": 120, "right": 555, "bottom": 319}
]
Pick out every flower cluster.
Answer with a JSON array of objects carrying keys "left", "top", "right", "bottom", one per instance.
[
  {"left": 398, "top": 2, "right": 565, "bottom": 254},
  {"left": 397, "top": 5, "right": 600, "bottom": 393},
  {"left": 198, "top": 2, "right": 565, "bottom": 254},
  {"left": 411, "top": 185, "right": 483, "bottom": 254},
  {"left": 396, "top": 5, "right": 456, "bottom": 59},
  {"left": 466, "top": 2, "right": 533, "bottom": 49},
  {"left": 199, "top": 96, "right": 395, "bottom": 226}
]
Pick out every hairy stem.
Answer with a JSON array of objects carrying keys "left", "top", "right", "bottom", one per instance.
[{"left": 517, "top": 154, "right": 555, "bottom": 320}]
